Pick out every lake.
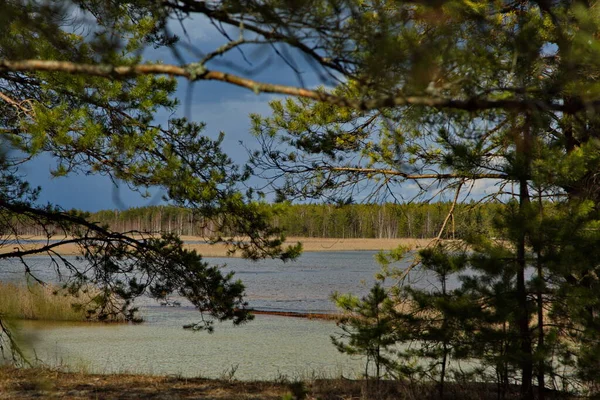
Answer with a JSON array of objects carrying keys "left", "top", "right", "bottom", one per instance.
[{"left": 1, "top": 251, "right": 413, "bottom": 380}]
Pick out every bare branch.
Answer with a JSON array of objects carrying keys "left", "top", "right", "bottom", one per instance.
[
  {"left": 328, "top": 167, "right": 508, "bottom": 180},
  {"left": 433, "top": 181, "right": 463, "bottom": 243},
  {"left": 0, "top": 238, "right": 86, "bottom": 259},
  {"left": 0, "top": 90, "right": 35, "bottom": 118},
  {"left": 164, "top": 0, "right": 350, "bottom": 77},
  {"left": 200, "top": 38, "right": 264, "bottom": 65}
]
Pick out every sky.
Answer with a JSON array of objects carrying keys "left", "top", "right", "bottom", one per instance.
[
  {"left": 21, "top": 12, "right": 498, "bottom": 212},
  {"left": 23, "top": 14, "right": 328, "bottom": 212}
]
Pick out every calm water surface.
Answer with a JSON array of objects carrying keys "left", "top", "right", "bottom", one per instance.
[
  {"left": 2, "top": 251, "right": 411, "bottom": 379},
  {"left": 0, "top": 251, "right": 410, "bottom": 312},
  {"left": 14, "top": 314, "right": 362, "bottom": 380}
]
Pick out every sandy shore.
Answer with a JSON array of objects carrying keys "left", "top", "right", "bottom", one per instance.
[{"left": 1, "top": 236, "right": 433, "bottom": 258}]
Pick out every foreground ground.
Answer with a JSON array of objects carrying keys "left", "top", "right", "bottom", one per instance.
[
  {"left": 0, "top": 366, "right": 559, "bottom": 400},
  {"left": 0, "top": 366, "right": 293, "bottom": 399},
  {"left": 0, "top": 366, "right": 405, "bottom": 400},
  {"left": 1, "top": 236, "right": 435, "bottom": 257}
]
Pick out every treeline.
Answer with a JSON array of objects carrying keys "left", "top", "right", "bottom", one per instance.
[
  {"left": 270, "top": 203, "right": 504, "bottom": 239},
  {"left": 6, "top": 202, "right": 508, "bottom": 239},
  {"left": 52, "top": 202, "right": 507, "bottom": 239}
]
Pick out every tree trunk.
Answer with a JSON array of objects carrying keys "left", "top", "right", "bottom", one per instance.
[
  {"left": 536, "top": 192, "right": 545, "bottom": 400},
  {"left": 516, "top": 123, "right": 533, "bottom": 400},
  {"left": 517, "top": 179, "right": 533, "bottom": 400},
  {"left": 440, "top": 272, "right": 448, "bottom": 400}
]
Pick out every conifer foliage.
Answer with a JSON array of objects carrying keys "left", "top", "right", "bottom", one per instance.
[
  {"left": 2, "top": 1, "right": 600, "bottom": 397},
  {"left": 0, "top": 0, "right": 302, "bottom": 358}
]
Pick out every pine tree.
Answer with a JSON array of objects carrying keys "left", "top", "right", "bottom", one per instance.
[
  {"left": 4, "top": 2, "right": 600, "bottom": 396},
  {"left": 332, "top": 282, "right": 399, "bottom": 381},
  {"left": 0, "top": 0, "right": 302, "bottom": 358}
]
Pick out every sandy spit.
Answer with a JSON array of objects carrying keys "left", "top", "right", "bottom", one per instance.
[{"left": 0, "top": 236, "right": 434, "bottom": 258}]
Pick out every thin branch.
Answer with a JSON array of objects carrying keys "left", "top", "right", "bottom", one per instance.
[
  {"left": 0, "top": 199, "right": 147, "bottom": 251},
  {"left": 395, "top": 182, "right": 464, "bottom": 286},
  {"left": 328, "top": 167, "right": 508, "bottom": 180},
  {"left": 0, "top": 238, "right": 84, "bottom": 259},
  {"left": 200, "top": 38, "right": 264, "bottom": 65},
  {"left": 0, "top": 90, "right": 35, "bottom": 117},
  {"left": 433, "top": 181, "right": 463, "bottom": 243},
  {"left": 164, "top": 0, "right": 349, "bottom": 77},
  {"left": 0, "top": 317, "right": 29, "bottom": 365}
]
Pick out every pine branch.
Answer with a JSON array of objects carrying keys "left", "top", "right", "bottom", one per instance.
[
  {"left": 0, "top": 59, "right": 588, "bottom": 113},
  {"left": 164, "top": 0, "right": 351, "bottom": 76},
  {"left": 0, "top": 199, "right": 149, "bottom": 255}
]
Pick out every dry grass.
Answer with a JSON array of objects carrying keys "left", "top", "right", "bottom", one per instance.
[
  {"left": 1, "top": 235, "right": 435, "bottom": 258},
  {"left": 0, "top": 366, "right": 571, "bottom": 400},
  {"left": 0, "top": 283, "right": 124, "bottom": 322},
  {"left": 0, "top": 366, "right": 293, "bottom": 400}
]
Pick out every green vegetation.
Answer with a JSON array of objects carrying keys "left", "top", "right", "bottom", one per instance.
[
  {"left": 3, "top": 0, "right": 600, "bottom": 398},
  {"left": 0, "top": 283, "right": 126, "bottom": 322},
  {"left": 242, "top": 1, "right": 600, "bottom": 398},
  {"left": 0, "top": 0, "right": 302, "bottom": 359},
  {"left": 332, "top": 282, "right": 399, "bottom": 382}
]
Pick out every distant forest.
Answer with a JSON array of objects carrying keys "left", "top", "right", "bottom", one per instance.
[
  {"left": 56, "top": 202, "right": 510, "bottom": 239},
  {"left": 9, "top": 202, "right": 511, "bottom": 239}
]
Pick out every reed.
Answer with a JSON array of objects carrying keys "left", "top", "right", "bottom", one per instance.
[{"left": 0, "top": 282, "right": 125, "bottom": 322}]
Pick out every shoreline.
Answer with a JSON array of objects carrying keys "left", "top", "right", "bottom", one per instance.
[{"left": 0, "top": 236, "right": 436, "bottom": 258}]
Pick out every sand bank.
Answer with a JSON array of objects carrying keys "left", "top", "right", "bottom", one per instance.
[{"left": 0, "top": 236, "right": 434, "bottom": 258}]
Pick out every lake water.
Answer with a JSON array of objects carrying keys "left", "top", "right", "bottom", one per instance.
[{"left": 1, "top": 251, "right": 414, "bottom": 379}]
